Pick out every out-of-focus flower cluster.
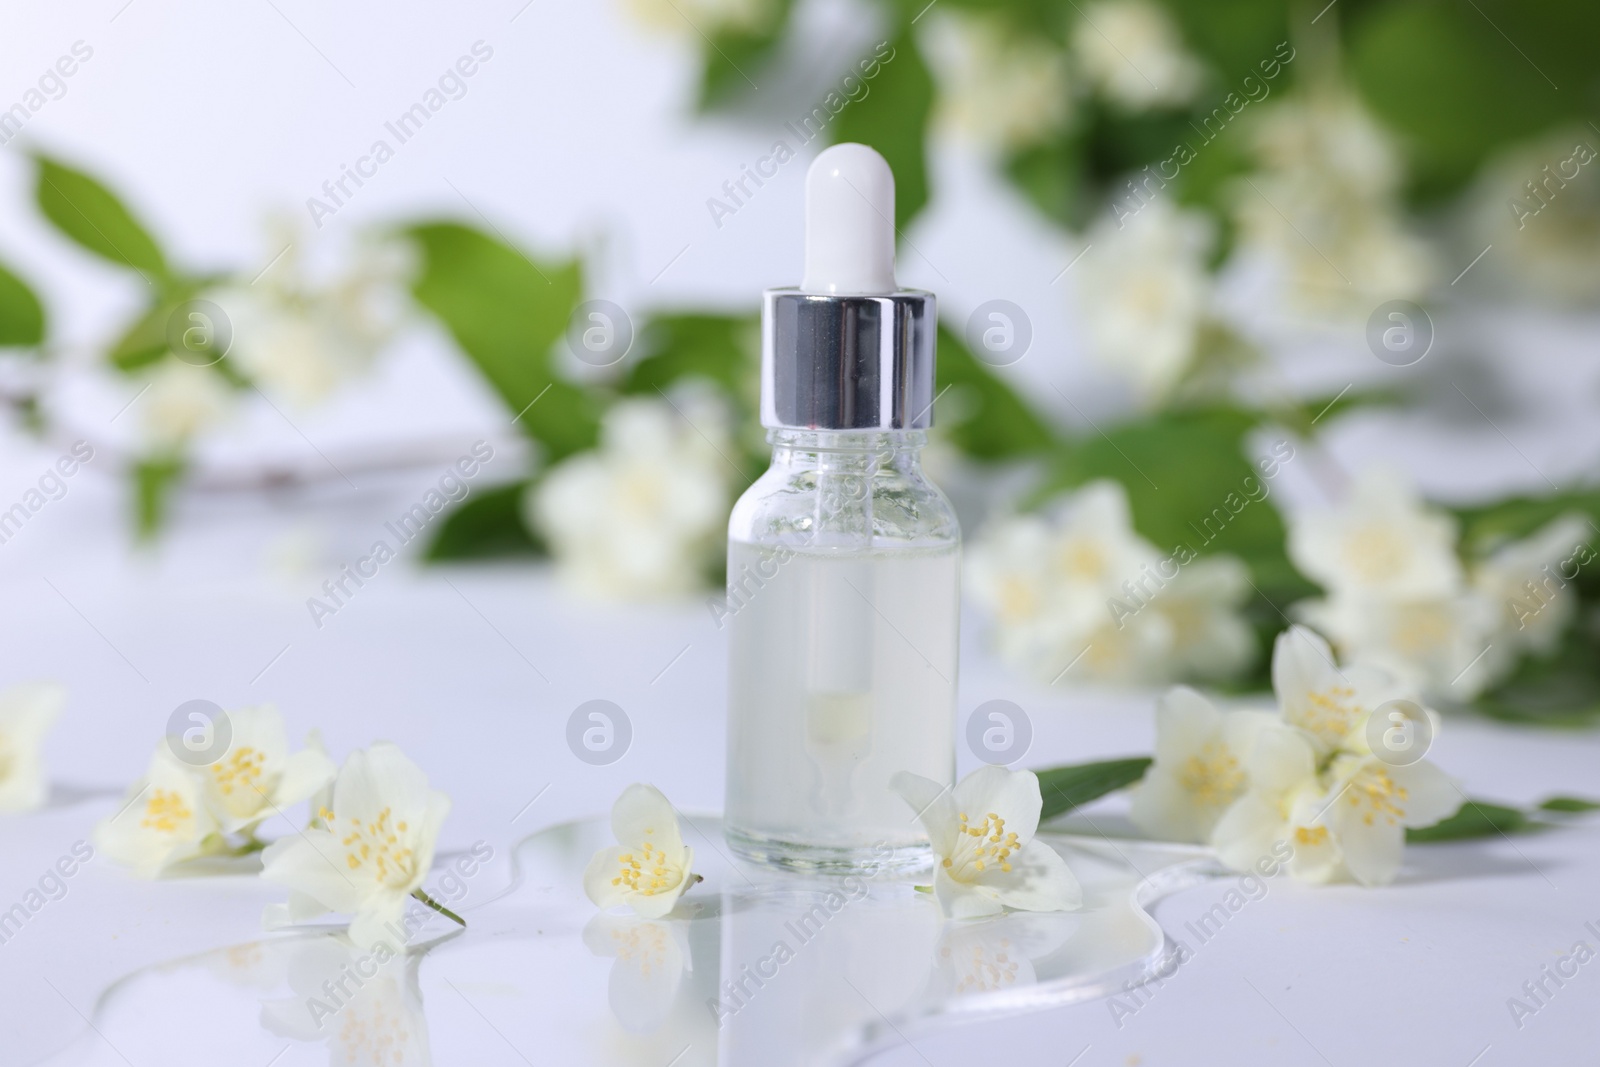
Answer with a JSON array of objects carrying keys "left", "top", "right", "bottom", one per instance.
[
  {"left": 966, "top": 479, "right": 1255, "bottom": 686},
  {"left": 1469, "top": 128, "right": 1600, "bottom": 305},
  {"left": 621, "top": 0, "right": 774, "bottom": 36},
  {"left": 527, "top": 388, "right": 736, "bottom": 600},
  {"left": 922, "top": 0, "right": 1200, "bottom": 159},
  {"left": 136, "top": 224, "right": 412, "bottom": 455},
  {"left": 1232, "top": 88, "right": 1434, "bottom": 318},
  {"left": 924, "top": 11, "right": 1073, "bottom": 154},
  {"left": 1287, "top": 468, "right": 1592, "bottom": 702},
  {"left": 1078, "top": 199, "right": 1223, "bottom": 405}
]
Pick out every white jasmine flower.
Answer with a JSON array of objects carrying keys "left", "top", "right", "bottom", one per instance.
[
  {"left": 1129, "top": 686, "right": 1276, "bottom": 843},
  {"left": 1285, "top": 470, "right": 1529, "bottom": 699},
  {"left": 261, "top": 743, "right": 452, "bottom": 950},
  {"left": 1296, "top": 592, "right": 1500, "bottom": 700},
  {"left": 924, "top": 12, "right": 1073, "bottom": 153},
  {"left": 1316, "top": 752, "right": 1460, "bottom": 885},
  {"left": 1472, "top": 513, "right": 1593, "bottom": 660},
  {"left": 1271, "top": 626, "right": 1411, "bottom": 755},
  {"left": 1048, "top": 479, "right": 1164, "bottom": 589},
  {"left": 622, "top": 0, "right": 773, "bottom": 36},
  {"left": 968, "top": 484, "right": 1161, "bottom": 683},
  {"left": 139, "top": 361, "right": 234, "bottom": 452},
  {"left": 1213, "top": 724, "right": 1459, "bottom": 886},
  {"left": 583, "top": 783, "right": 697, "bottom": 919},
  {"left": 195, "top": 705, "right": 337, "bottom": 835},
  {"left": 220, "top": 226, "right": 411, "bottom": 408},
  {"left": 1072, "top": 0, "right": 1202, "bottom": 110},
  {"left": 0, "top": 682, "right": 64, "bottom": 812},
  {"left": 965, "top": 512, "right": 1078, "bottom": 671},
  {"left": 94, "top": 745, "right": 221, "bottom": 877},
  {"left": 1154, "top": 555, "right": 1256, "bottom": 681},
  {"left": 968, "top": 480, "right": 1256, "bottom": 685},
  {"left": 1235, "top": 90, "right": 1432, "bottom": 317},
  {"left": 1078, "top": 199, "right": 1214, "bottom": 404},
  {"left": 583, "top": 913, "right": 692, "bottom": 1032},
  {"left": 891, "top": 766, "right": 1082, "bottom": 920},
  {"left": 529, "top": 392, "right": 732, "bottom": 599},
  {"left": 1209, "top": 625, "right": 1461, "bottom": 885},
  {"left": 1209, "top": 722, "right": 1340, "bottom": 880},
  {"left": 1287, "top": 468, "right": 1463, "bottom": 601},
  {"left": 1466, "top": 129, "right": 1600, "bottom": 305}
]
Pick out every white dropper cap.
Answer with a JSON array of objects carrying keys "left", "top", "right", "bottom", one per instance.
[{"left": 800, "top": 143, "right": 897, "bottom": 295}]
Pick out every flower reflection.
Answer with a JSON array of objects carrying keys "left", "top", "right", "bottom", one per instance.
[
  {"left": 930, "top": 912, "right": 1078, "bottom": 998},
  {"left": 260, "top": 934, "right": 433, "bottom": 1067},
  {"left": 582, "top": 912, "right": 691, "bottom": 1033}
]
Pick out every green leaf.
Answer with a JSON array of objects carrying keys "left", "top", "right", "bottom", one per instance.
[
  {"left": 1346, "top": 1, "right": 1592, "bottom": 201},
  {"left": 1158, "top": 0, "right": 1291, "bottom": 92},
  {"left": 1406, "top": 799, "right": 1534, "bottom": 843},
  {"left": 133, "top": 456, "right": 185, "bottom": 541},
  {"left": 621, "top": 313, "right": 759, "bottom": 414},
  {"left": 1004, "top": 137, "right": 1093, "bottom": 231},
  {"left": 935, "top": 323, "right": 1056, "bottom": 460},
  {"left": 405, "top": 222, "right": 598, "bottom": 462},
  {"left": 34, "top": 155, "right": 168, "bottom": 280},
  {"left": 108, "top": 299, "right": 179, "bottom": 373},
  {"left": 1476, "top": 617, "right": 1600, "bottom": 728},
  {"left": 1452, "top": 491, "right": 1600, "bottom": 555},
  {"left": 830, "top": 33, "right": 933, "bottom": 232},
  {"left": 1539, "top": 796, "right": 1600, "bottom": 813},
  {"left": 424, "top": 481, "right": 545, "bottom": 561},
  {"left": 696, "top": 0, "right": 795, "bottom": 110},
  {"left": 0, "top": 257, "right": 46, "bottom": 348},
  {"left": 1037, "top": 757, "right": 1153, "bottom": 822},
  {"left": 1032, "top": 405, "right": 1310, "bottom": 598}
]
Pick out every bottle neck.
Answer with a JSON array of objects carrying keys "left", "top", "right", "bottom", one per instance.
[{"left": 767, "top": 428, "right": 926, "bottom": 468}]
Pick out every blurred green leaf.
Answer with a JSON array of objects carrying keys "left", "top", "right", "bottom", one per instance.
[
  {"left": 1476, "top": 621, "right": 1600, "bottom": 728},
  {"left": 1540, "top": 796, "right": 1600, "bottom": 813},
  {"left": 1452, "top": 490, "right": 1600, "bottom": 554},
  {"left": 108, "top": 299, "right": 178, "bottom": 373},
  {"left": 133, "top": 456, "right": 184, "bottom": 541},
  {"left": 1004, "top": 137, "right": 1094, "bottom": 231},
  {"left": 1270, "top": 386, "right": 1405, "bottom": 437},
  {"left": 1159, "top": 0, "right": 1291, "bottom": 90},
  {"left": 622, "top": 313, "right": 758, "bottom": 412},
  {"left": 33, "top": 155, "right": 169, "bottom": 280},
  {"left": 1032, "top": 405, "right": 1309, "bottom": 598},
  {"left": 1347, "top": 1, "right": 1591, "bottom": 201},
  {"left": 406, "top": 222, "right": 598, "bottom": 463},
  {"left": 1037, "top": 757, "right": 1153, "bottom": 822},
  {"left": 1407, "top": 799, "right": 1534, "bottom": 842},
  {"left": 0, "top": 258, "right": 46, "bottom": 348},
  {"left": 830, "top": 32, "right": 933, "bottom": 232},
  {"left": 697, "top": 0, "right": 795, "bottom": 109},
  {"left": 934, "top": 323, "right": 1057, "bottom": 460},
  {"left": 425, "top": 481, "right": 544, "bottom": 561}
]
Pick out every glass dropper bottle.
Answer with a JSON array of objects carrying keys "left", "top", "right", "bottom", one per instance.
[{"left": 723, "top": 144, "right": 960, "bottom": 872}]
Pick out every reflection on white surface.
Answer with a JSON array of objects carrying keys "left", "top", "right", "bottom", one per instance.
[
  {"left": 259, "top": 935, "right": 434, "bottom": 1067},
  {"left": 929, "top": 912, "right": 1079, "bottom": 998},
  {"left": 40, "top": 816, "right": 1212, "bottom": 1066},
  {"left": 583, "top": 913, "right": 692, "bottom": 1033}
]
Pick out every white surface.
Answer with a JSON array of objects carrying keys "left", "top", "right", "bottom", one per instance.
[{"left": 1, "top": 424, "right": 1598, "bottom": 1066}]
